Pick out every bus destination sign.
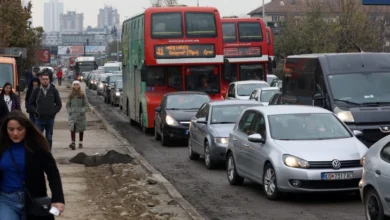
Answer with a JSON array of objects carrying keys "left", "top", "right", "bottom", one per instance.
[
  {"left": 224, "top": 47, "right": 262, "bottom": 58},
  {"left": 154, "top": 44, "right": 215, "bottom": 59}
]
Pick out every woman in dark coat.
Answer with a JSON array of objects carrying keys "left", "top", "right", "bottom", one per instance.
[
  {"left": 0, "top": 82, "right": 21, "bottom": 112},
  {"left": 0, "top": 111, "right": 65, "bottom": 219}
]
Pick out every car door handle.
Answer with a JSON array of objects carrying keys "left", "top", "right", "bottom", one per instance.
[
  {"left": 376, "top": 170, "right": 381, "bottom": 175},
  {"left": 232, "top": 138, "right": 237, "bottom": 141},
  {"left": 244, "top": 144, "right": 250, "bottom": 148}
]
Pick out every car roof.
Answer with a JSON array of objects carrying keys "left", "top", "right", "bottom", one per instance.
[
  {"left": 109, "top": 74, "right": 122, "bottom": 77},
  {"left": 165, "top": 91, "right": 208, "bottom": 96},
  {"left": 208, "top": 100, "right": 260, "bottom": 106},
  {"left": 246, "top": 105, "right": 332, "bottom": 115},
  {"left": 231, "top": 80, "right": 268, "bottom": 85}
]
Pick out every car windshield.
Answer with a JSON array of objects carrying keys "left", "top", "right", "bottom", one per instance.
[
  {"left": 269, "top": 113, "right": 352, "bottom": 140},
  {"left": 260, "top": 90, "right": 279, "bottom": 102},
  {"left": 328, "top": 72, "right": 390, "bottom": 106},
  {"left": 166, "top": 94, "right": 210, "bottom": 110},
  {"left": 267, "top": 75, "right": 278, "bottom": 84},
  {"left": 237, "top": 83, "right": 269, "bottom": 96},
  {"left": 104, "top": 66, "right": 120, "bottom": 73},
  {"left": 0, "top": 64, "right": 14, "bottom": 88},
  {"left": 211, "top": 104, "right": 259, "bottom": 124},
  {"left": 109, "top": 75, "right": 122, "bottom": 83}
]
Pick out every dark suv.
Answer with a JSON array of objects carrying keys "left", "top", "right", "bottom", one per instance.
[{"left": 104, "top": 74, "right": 122, "bottom": 104}]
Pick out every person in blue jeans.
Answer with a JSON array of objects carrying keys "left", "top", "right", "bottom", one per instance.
[
  {"left": 0, "top": 111, "right": 65, "bottom": 219},
  {"left": 28, "top": 72, "right": 62, "bottom": 150}
]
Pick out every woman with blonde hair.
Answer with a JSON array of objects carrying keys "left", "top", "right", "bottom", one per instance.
[{"left": 66, "top": 81, "right": 88, "bottom": 150}]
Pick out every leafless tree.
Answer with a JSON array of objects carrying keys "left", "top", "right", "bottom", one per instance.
[{"left": 150, "top": 0, "right": 178, "bottom": 7}]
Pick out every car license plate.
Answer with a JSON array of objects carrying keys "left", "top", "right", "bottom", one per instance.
[
  {"left": 185, "top": 130, "right": 189, "bottom": 135},
  {"left": 321, "top": 172, "right": 353, "bottom": 180}
]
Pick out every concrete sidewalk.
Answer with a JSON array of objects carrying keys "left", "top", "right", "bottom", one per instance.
[{"left": 22, "top": 83, "right": 198, "bottom": 220}]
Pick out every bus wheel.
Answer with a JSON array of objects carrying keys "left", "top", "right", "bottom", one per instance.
[{"left": 128, "top": 103, "right": 136, "bottom": 125}]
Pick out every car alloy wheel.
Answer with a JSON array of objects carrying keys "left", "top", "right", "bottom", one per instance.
[
  {"left": 365, "top": 189, "right": 385, "bottom": 220},
  {"left": 263, "top": 164, "right": 280, "bottom": 200},
  {"left": 226, "top": 153, "right": 244, "bottom": 185},
  {"left": 204, "top": 143, "right": 214, "bottom": 169}
]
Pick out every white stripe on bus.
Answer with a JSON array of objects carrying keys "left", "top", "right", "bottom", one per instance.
[{"left": 225, "top": 56, "right": 274, "bottom": 62}]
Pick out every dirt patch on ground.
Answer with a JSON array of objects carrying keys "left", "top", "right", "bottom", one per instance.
[{"left": 84, "top": 163, "right": 191, "bottom": 220}]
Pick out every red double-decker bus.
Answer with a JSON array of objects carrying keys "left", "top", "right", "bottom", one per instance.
[
  {"left": 221, "top": 17, "right": 276, "bottom": 97},
  {"left": 122, "top": 5, "right": 224, "bottom": 132}
]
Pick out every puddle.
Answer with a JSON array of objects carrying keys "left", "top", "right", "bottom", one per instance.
[{"left": 69, "top": 150, "right": 134, "bottom": 167}]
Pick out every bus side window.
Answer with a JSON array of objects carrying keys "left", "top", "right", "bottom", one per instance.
[{"left": 167, "top": 67, "right": 182, "bottom": 91}]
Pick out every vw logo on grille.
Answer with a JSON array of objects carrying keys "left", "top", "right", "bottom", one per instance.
[{"left": 332, "top": 159, "right": 341, "bottom": 169}]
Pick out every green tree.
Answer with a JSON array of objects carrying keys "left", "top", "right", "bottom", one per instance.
[
  {"left": 0, "top": 0, "right": 44, "bottom": 70},
  {"left": 275, "top": 0, "right": 383, "bottom": 59}
]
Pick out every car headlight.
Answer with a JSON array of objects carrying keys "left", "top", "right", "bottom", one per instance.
[
  {"left": 165, "top": 115, "right": 179, "bottom": 126},
  {"left": 283, "top": 155, "right": 310, "bottom": 169},
  {"left": 360, "top": 155, "right": 366, "bottom": 166},
  {"left": 115, "top": 92, "right": 120, "bottom": 96},
  {"left": 334, "top": 107, "right": 354, "bottom": 123},
  {"left": 81, "top": 76, "right": 83, "bottom": 80},
  {"left": 214, "top": 137, "right": 229, "bottom": 144},
  {"left": 99, "top": 83, "right": 103, "bottom": 88},
  {"left": 90, "top": 80, "right": 93, "bottom": 83}
]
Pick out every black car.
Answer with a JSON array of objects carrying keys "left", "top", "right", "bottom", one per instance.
[
  {"left": 104, "top": 74, "right": 122, "bottom": 104},
  {"left": 154, "top": 92, "right": 211, "bottom": 146}
]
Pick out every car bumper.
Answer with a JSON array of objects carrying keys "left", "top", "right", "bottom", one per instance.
[
  {"left": 210, "top": 143, "right": 228, "bottom": 162},
  {"left": 163, "top": 124, "right": 189, "bottom": 140},
  {"left": 276, "top": 166, "right": 363, "bottom": 192}
]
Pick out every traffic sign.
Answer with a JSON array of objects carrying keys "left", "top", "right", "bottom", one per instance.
[{"left": 362, "top": 0, "right": 390, "bottom": 5}]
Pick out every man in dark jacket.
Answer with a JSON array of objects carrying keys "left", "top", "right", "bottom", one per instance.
[{"left": 28, "top": 72, "right": 62, "bottom": 149}]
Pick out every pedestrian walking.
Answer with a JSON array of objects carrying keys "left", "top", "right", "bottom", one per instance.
[
  {"left": 66, "top": 80, "right": 88, "bottom": 150},
  {"left": 25, "top": 78, "right": 40, "bottom": 123},
  {"left": 57, "top": 68, "right": 63, "bottom": 86},
  {"left": 0, "top": 111, "right": 65, "bottom": 220},
  {"left": 28, "top": 72, "right": 62, "bottom": 150},
  {"left": 0, "top": 82, "right": 21, "bottom": 113},
  {"left": 0, "top": 96, "right": 9, "bottom": 126}
]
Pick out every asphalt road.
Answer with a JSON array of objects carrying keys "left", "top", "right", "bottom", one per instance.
[{"left": 86, "top": 88, "right": 366, "bottom": 220}]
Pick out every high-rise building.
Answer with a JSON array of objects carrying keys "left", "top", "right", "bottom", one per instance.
[
  {"left": 60, "top": 11, "right": 84, "bottom": 33},
  {"left": 44, "top": 0, "right": 64, "bottom": 32},
  {"left": 97, "top": 6, "right": 120, "bottom": 29}
]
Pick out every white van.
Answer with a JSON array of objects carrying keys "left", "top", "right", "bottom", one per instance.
[{"left": 104, "top": 62, "right": 121, "bottom": 73}]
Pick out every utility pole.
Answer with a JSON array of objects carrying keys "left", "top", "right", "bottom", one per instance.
[{"left": 262, "top": 0, "right": 266, "bottom": 26}]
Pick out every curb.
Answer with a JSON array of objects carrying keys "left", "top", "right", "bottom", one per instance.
[{"left": 85, "top": 91, "right": 205, "bottom": 220}]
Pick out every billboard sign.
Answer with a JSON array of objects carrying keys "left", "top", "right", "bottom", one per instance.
[
  {"left": 35, "top": 49, "right": 50, "bottom": 63},
  {"left": 362, "top": 0, "right": 390, "bottom": 5},
  {"left": 58, "top": 46, "right": 84, "bottom": 56},
  {"left": 85, "top": 46, "right": 106, "bottom": 55}
]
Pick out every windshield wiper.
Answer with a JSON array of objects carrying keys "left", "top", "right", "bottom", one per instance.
[
  {"left": 333, "top": 99, "right": 361, "bottom": 106},
  {"left": 361, "top": 101, "right": 390, "bottom": 106}
]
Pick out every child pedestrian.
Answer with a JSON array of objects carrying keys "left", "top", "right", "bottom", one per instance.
[{"left": 66, "top": 81, "right": 88, "bottom": 150}]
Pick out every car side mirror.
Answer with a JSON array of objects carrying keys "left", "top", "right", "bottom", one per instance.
[
  {"left": 312, "top": 93, "right": 325, "bottom": 107},
  {"left": 197, "top": 117, "right": 207, "bottom": 124},
  {"left": 248, "top": 134, "right": 265, "bottom": 143},
  {"left": 155, "top": 107, "right": 161, "bottom": 112},
  {"left": 353, "top": 130, "right": 363, "bottom": 137}
]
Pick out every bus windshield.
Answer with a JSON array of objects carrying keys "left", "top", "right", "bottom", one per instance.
[
  {"left": 240, "top": 64, "right": 265, "bottom": 80},
  {"left": 185, "top": 12, "right": 217, "bottom": 37},
  {"left": 238, "top": 22, "right": 263, "bottom": 42},
  {"left": 185, "top": 66, "right": 219, "bottom": 93},
  {"left": 77, "top": 62, "right": 95, "bottom": 73},
  {"left": 0, "top": 64, "right": 14, "bottom": 88},
  {"left": 152, "top": 12, "right": 182, "bottom": 38},
  {"left": 222, "top": 23, "right": 236, "bottom": 43}
]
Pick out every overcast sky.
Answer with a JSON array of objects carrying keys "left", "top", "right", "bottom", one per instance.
[{"left": 31, "top": 0, "right": 271, "bottom": 28}]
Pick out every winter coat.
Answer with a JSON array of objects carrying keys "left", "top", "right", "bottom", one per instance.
[
  {"left": 0, "top": 98, "right": 9, "bottom": 126},
  {"left": 0, "top": 94, "right": 21, "bottom": 111},
  {"left": 66, "top": 93, "right": 88, "bottom": 133},
  {"left": 28, "top": 85, "right": 62, "bottom": 120},
  {"left": 57, "top": 70, "right": 63, "bottom": 78}
]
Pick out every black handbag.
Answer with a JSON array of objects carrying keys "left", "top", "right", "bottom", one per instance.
[{"left": 9, "top": 148, "right": 53, "bottom": 216}]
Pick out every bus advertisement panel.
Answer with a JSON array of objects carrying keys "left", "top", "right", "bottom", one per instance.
[
  {"left": 221, "top": 17, "right": 275, "bottom": 97},
  {"left": 122, "top": 6, "right": 224, "bottom": 132}
]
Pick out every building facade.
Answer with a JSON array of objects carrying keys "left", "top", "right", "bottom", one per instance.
[
  {"left": 44, "top": 0, "right": 64, "bottom": 32},
  {"left": 42, "top": 32, "right": 62, "bottom": 46},
  {"left": 97, "top": 6, "right": 120, "bottom": 30},
  {"left": 60, "top": 11, "right": 84, "bottom": 33}
]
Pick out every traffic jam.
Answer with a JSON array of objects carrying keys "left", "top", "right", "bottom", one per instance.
[{"left": 79, "top": 5, "right": 390, "bottom": 220}]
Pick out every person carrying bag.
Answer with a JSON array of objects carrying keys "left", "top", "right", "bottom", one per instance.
[{"left": 0, "top": 111, "right": 65, "bottom": 220}]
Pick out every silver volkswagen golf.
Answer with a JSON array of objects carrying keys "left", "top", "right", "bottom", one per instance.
[{"left": 226, "top": 105, "right": 368, "bottom": 200}]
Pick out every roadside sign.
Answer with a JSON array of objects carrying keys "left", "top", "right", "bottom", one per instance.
[{"left": 362, "top": 0, "right": 390, "bottom": 5}]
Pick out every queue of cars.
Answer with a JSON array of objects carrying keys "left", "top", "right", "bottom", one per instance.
[{"left": 90, "top": 52, "right": 390, "bottom": 220}]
